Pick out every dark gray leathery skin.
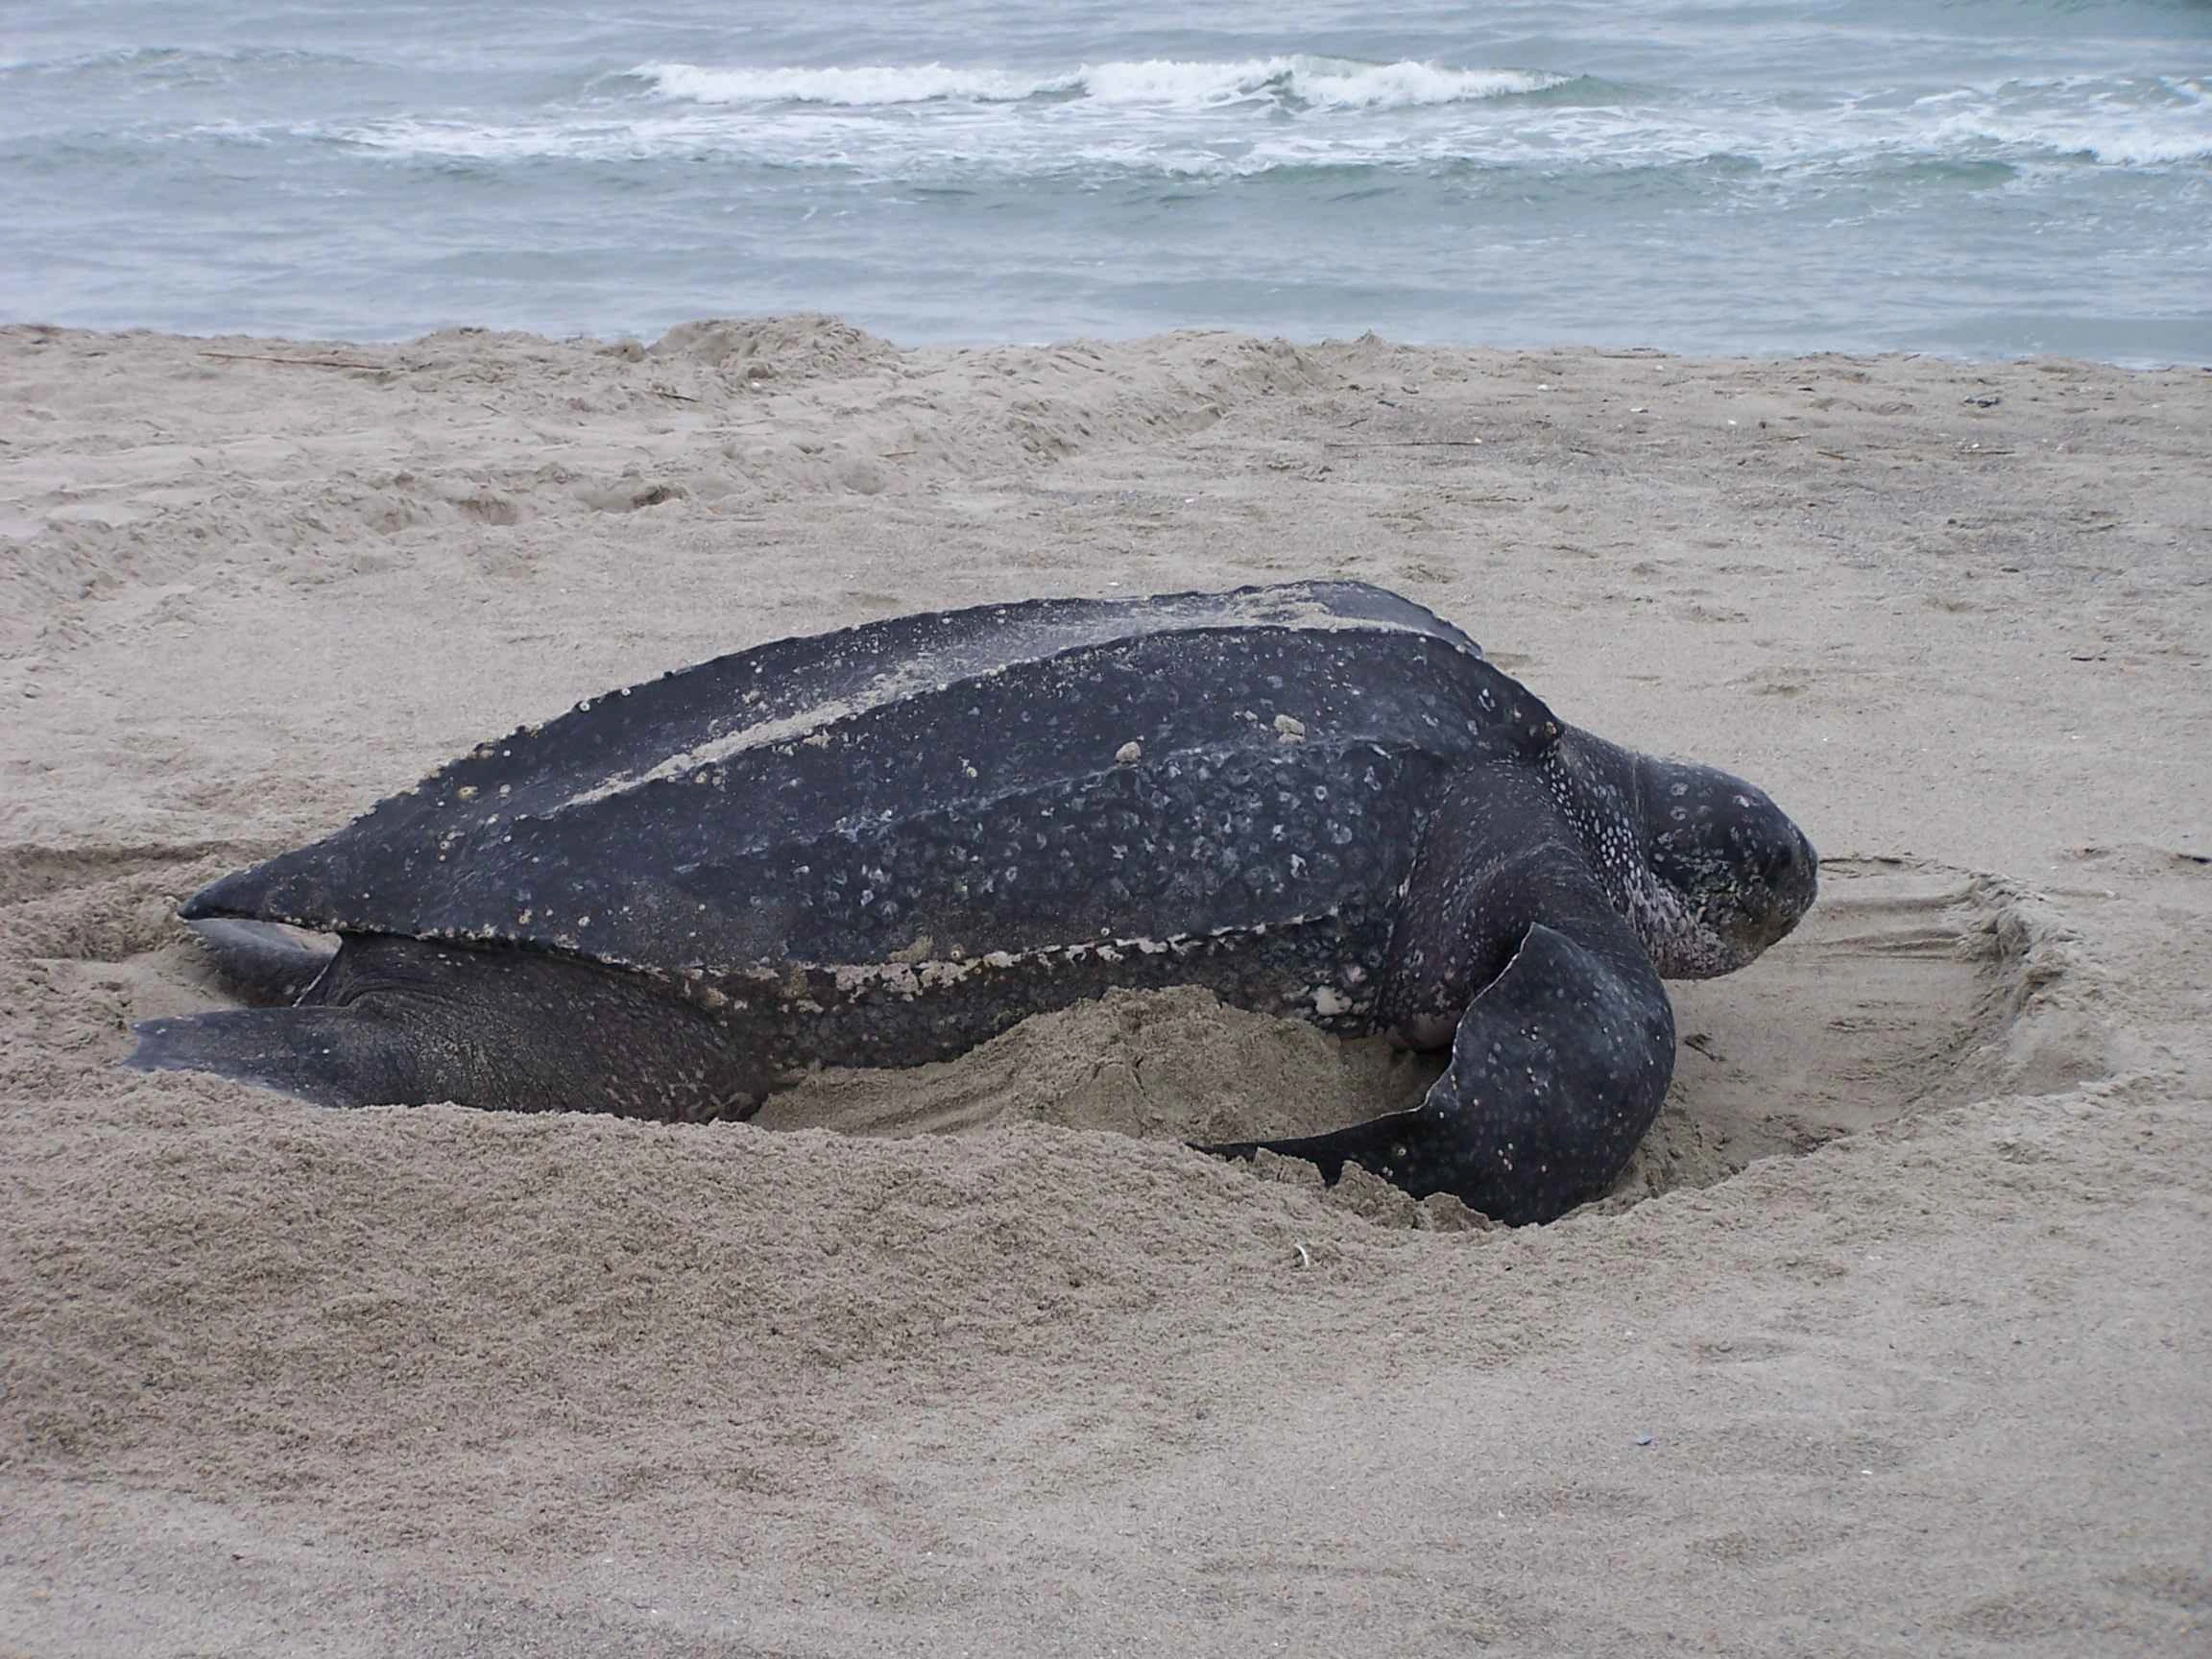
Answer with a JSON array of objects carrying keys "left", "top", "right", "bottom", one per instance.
[
  {"left": 182, "top": 579, "right": 1479, "bottom": 933},
  {"left": 179, "top": 618, "right": 1555, "bottom": 974},
  {"left": 1205, "top": 764, "right": 1676, "bottom": 1226},
  {"left": 132, "top": 580, "right": 1816, "bottom": 1224}
]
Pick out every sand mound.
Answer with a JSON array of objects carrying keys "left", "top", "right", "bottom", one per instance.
[{"left": 645, "top": 314, "right": 902, "bottom": 381}]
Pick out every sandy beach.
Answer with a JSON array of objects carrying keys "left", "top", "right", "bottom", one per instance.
[{"left": 2, "top": 318, "right": 2207, "bottom": 1655}]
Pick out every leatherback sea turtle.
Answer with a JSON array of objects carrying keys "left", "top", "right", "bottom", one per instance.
[{"left": 131, "top": 581, "right": 1815, "bottom": 1224}]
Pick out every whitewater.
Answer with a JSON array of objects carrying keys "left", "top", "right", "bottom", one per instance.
[{"left": 2, "top": 0, "right": 2206, "bottom": 358}]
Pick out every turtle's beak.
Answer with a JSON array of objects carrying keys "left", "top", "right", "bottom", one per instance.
[
  {"left": 1769, "top": 825, "right": 1819, "bottom": 934},
  {"left": 1741, "top": 824, "right": 1818, "bottom": 956}
]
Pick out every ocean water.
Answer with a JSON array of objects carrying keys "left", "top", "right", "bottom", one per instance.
[{"left": 3, "top": 0, "right": 2207, "bottom": 361}]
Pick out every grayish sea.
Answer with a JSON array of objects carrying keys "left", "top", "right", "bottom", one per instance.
[{"left": 4, "top": 1, "right": 2207, "bottom": 360}]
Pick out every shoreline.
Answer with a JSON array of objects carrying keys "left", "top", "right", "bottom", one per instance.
[
  {"left": 3, "top": 317, "right": 2206, "bottom": 1655},
  {"left": 12, "top": 314, "right": 2205, "bottom": 375}
]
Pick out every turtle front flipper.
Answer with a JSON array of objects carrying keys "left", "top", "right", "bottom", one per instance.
[
  {"left": 1202, "top": 922, "right": 1673, "bottom": 1224},
  {"left": 1201, "top": 761, "right": 1675, "bottom": 1226}
]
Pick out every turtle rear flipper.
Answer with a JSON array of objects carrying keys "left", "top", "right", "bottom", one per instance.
[
  {"left": 131, "top": 933, "right": 767, "bottom": 1119},
  {"left": 184, "top": 918, "right": 337, "bottom": 1006},
  {"left": 1202, "top": 763, "right": 1675, "bottom": 1226},
  {"left": 129, "top": 1004, "right": 443, "bottom": 1109}
]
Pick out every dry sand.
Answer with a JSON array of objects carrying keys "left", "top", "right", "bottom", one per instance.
[{"left": 2, "top": 317, "right": 2207, "bottom": 1655}]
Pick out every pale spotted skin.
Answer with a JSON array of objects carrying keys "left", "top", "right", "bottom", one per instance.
[
  {"left": 131, "top": 582, "right": 1817, "bottom": 1225},
  {"left": 1540, "top": 731, "right": 1816, "bottom": 981}
]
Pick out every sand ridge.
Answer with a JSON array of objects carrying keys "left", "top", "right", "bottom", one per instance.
[{"left": 2, "top": 318, "right": 2208, "bottom": 1656}]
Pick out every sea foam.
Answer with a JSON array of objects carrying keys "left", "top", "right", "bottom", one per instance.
[{"left": 632, "top": 58, "right": 1564, "bottom": 112}]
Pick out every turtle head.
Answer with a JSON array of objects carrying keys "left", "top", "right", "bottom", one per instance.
[
  {"left": 1631, "top": 753, "right": 1818, "bottom": 976},
  {"left": 1545, "top": 731, "right": 1818, "bottom": 979}
]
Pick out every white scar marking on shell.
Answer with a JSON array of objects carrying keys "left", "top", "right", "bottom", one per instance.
[
  {"left": 538, "top": 596, "right": 1455, "bottom": 812},
  {"left": 560, "top": 687, "right": 891, "bottom": 807}
]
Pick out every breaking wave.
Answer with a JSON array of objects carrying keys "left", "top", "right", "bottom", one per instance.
[
  {"left": 1917, "top": 74, "right": 2212, "bottom": 166},
  {"left": 7, "top": 4, "right": 2203, "bottom": 361},
  {"left": 629, "top": 57, "right": 1568, "bottom": 112}
]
